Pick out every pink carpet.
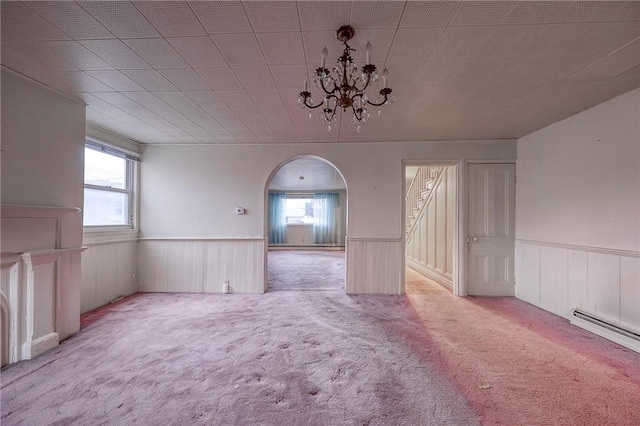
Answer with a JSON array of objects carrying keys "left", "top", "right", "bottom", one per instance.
[
  {"left": 405, "top": 267, "right": 640, "bottom": 425},
  {"left": 268, "top": 249, "right": 345, "bottom": 291},
  {"left": 2, "top": 253, "right": 639, "bottom": 425}
]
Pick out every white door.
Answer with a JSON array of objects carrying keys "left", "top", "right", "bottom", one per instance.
[{"left": 468, "top": 163, "right": 515, "bottom": 296}]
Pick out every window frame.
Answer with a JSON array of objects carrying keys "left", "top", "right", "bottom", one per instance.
[{"left": 83, "top": 138, "right": 139, "bottom": 230}]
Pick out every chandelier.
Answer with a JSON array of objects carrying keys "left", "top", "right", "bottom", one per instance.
[{"left": 298, "top": 25, "right": 393, "bottom": 132}]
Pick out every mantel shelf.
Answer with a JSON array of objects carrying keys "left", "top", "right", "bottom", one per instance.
[{"left": 1, "top": 205, "right": 81, "bottom": 218}]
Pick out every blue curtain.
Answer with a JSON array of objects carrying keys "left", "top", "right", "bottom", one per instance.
[
  {"left": 268, "top": 193, "right": 287, "bottom": 244},
  {"left": 313, "top": 192, "right": 341, "bottom": 245}
]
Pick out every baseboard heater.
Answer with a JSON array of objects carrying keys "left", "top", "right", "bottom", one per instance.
[{"left": 570, "top": 309, "right": 640, "bottom": 353}]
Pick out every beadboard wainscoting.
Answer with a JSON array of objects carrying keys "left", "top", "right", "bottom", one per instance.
[
  {"left": 515, "top": 239, "right": 640, "bottom": 329},
  {"left": 81, "top": 232, "right": 139, "bottom": 314},
  {"left": 346, "top": 238, "right": 402, "bottom": 295},
  {"left": 138, "top": 239, "right": 265, "bottom": 294}
]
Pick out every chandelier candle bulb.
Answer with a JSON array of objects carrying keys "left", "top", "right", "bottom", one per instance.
[
  {"left": 382, "top": 68, "right": 389, "bottom": 88},
  {"left": 365, "top": 42, "right": 372, "bottom": 65},
  {"left": 321, "top": 47, "right": 328, "bottom": 68}
]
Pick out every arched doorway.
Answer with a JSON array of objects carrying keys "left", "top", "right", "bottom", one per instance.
[{"left": 264, "top": 156, "right": 348, "bottom": 292}]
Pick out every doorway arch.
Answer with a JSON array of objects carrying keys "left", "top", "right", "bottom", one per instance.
[{"left": 263, "top": 155, "right": 348, "bottom": 292}]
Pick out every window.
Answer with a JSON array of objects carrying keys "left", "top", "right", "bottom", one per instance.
[
  {"left": 83, "top": 140, "right": 138, "bottom": 227},
  {"left": 285, "top": 196, "right": 314, "bottom": 224}
]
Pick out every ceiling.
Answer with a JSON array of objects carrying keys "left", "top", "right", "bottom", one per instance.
[
  {"left": 2, "top": 1, "right": 639, "bottom": 145},
  {"left": 269, "top": 157, "right": 346, "bottom": 191}
]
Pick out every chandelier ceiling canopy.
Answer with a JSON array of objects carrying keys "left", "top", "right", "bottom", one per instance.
[{"left": 298, "top": 25, "right": 394, "bottom": 132}]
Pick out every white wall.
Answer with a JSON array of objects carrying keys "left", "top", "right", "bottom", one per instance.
[
  {"left": 406, "top": 166, "right": 456, "bottom": 288},
  {"left": 1, "top": 68, "right": 86, "bottom": 359},
  {"left": 140, "top": 140, "right": 515, "bottom": 294},
  {"left": 515, "top": 89, "right": 640, "bottom": 329}
]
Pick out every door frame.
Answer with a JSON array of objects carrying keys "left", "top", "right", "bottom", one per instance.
[
  {"left": 462, "top": 160, "right": 516, "bottom": 296},
  {"left": 402, "top": 160, "right": 462, "bottom": 295}
]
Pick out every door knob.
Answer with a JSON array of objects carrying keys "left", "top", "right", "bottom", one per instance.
[{"left": 473, "top": 236, "right": 479, "bottom": 242}]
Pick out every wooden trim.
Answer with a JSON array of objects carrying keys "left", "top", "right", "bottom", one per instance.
[
  {"left": 516, "top": 239, "right": 639, "bottom": 258},
  {"left": 139, "top": 237, "right": 266, "bottom": 242},
  {"left": 346, "top": 237, "right": 401, "bottom": 242},
  {"left": 1, "top": 205, "right": 80, "bottom": 218}
]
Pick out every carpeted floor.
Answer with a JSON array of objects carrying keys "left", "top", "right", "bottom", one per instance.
[
  {"left": 267, "top": 249, "right": 345, "bottom": 291},
  {"left": 2, "top": 253, "right": 639, "bottom": 425}
]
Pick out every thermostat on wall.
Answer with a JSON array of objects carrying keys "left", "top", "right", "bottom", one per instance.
[{"left": 235, "top": 207, "right": 246, "bottom": 215}]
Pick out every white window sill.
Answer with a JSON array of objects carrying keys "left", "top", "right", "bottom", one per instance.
[{"left": 83, "top": 227, "right": 139, "bottom": 245}]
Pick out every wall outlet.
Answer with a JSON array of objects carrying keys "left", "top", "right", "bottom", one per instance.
[
  {"left": 223, "top": 280, "right": 230, "bottom": 294},
  {"left": 235, "top": 207, "right": 246, "bottom": 215}
]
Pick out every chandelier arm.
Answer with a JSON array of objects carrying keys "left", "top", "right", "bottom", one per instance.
[
  {"left": 319, "top": 78, "right": 339, "bottom": 96},
  {"left": 366, "top": 94, "right": 390, "bottom": 107},
  {"left": 302, "top": 96, "right": 326, "bottom": 109}
]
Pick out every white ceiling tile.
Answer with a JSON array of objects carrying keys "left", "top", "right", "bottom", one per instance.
[
  {"left": 553, "top": 1, "right": 629, "bottom": 23},
  {"left": 1, "top": 43, "right": 77, "bottom": 72},
  {"left": 184, "top": 91, "right": 227, "bottom": 108},
  {"left": 388, "top": 28, "right": 446, "bottom": 62},
  {"left": 186, "top": 1, "right": 252, "bottom": 34},
  {"left": 383, "top": 62, "right": 424, "bottom": 86},
  {"left": 36, "top": 41, "right": 114, "bottom": 71},
  {"left": 159, "top": 69, "right": 210, "bottom": 91},
  {"left": 563, "top": 22, "right": 640, "bottom": 57},
  {"left": 92, "top": 92, "right": 146, "bottom": 109},
  {"left": 247, "top": 88, "right": 282, "bottom": 110},
  {"left": 196, "top": 68, "right": 243, "bottom": 90},
  {"left": 298, "top": 1, "right": 350, "bottom": 31},
  {"left": 78, "top": 1, "right": 160, "bottom": 38},
  {"left": 350, "top": 1, "right": 405, "bottom": 29},
  {"left": 215, "top": 89, "right": 255, "bottom": 106},
  {"left": 29, "top": 71, "right": 115, "bottom": 93},
  {"left": 25, "top": 1, "right": 115, "bottom": 40},
  {"left": 122, "top": 70, "right": 178, "bottom": 91},
  {"left": 167, "top": 36, "right": 227, "bottom": 68},
  {"left": 80, "top": 39, "right": 152, "bottom": 69},
  {"left": 1, "top": 27, "right": 28, "bottom": 45},
  {"left": 472, "top": 25, "right": 545, "bottom": 59},
  {"left": 243, "top": 1, "right": 299, "bottom": 32},
  {"left": 501, "top": 1, "right": 572, "bottom": 25},
  {"left": 270, "top": 64, "right": 308, "bottom": 87},
  {"left": 85, "top": 70, "right": 146, "bottom": 91},
  {"left": 202, "top": 105, "right": 237, "bottom": 122},
  {"left": 449, "top": 1, "right": 516, "bottom": 26},
  {"left": 399, "top": 1, "right": 461, "bottom": 28},
  {"left": 123, "top": 38, "right": 189, "bottom": 69},
  {"left": 429, "top": 26, "right": 494, "bottom": 60},
  {"left": 134, "top": 1, "right": 206, "bottom": 37},
  {"left": 228, "top": 104, "right": 263, "bottom": 120},
  {"left": 613, "top": 64, "right": 640, "bottom": 81},
  {"left": 212, "top": 33, "right": 265, "bottom": 65},
  {"left": 414, "top": 61, "right": 466, "bottom": 84},
  {"left": 1, "top": 2, "right": 70, "bottom": 41},
  {"left": 232, "top": 65, "right": 276, "bottom": 88},
  {"left": 451, "top": 59, "right": 508, "bottom": 84},
  {"left": 570, "top": 38, "right": 640, "bottom": 80},
  {"left": 257, "top": 32, "right": 305, "bottom": 65},
  {"left": 603, "top": 2, "right": 640, "bottom": 22},
  {"left": 518, "top": 23, "right": 594, "bottom": 57}
]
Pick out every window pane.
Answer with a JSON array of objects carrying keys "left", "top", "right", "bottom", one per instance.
[
  {"left": 286, "top": 198, "right": 314, "bottom": 224},
  {"left": 83, "top": 188, "right": 128, "bottom": 226},
  {"left": 84, "top": 148, "right": 126, "bottom": 189}
]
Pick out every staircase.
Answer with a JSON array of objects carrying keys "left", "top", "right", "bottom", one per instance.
[{"left": 405, "top": 166, "right": 443, "bottom": 239}]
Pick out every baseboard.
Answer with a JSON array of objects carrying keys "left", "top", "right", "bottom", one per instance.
[
  {"left": 406, "top": 259, "right": 452, "bottom": 290},
  {"left": 22, "top": 332, "right": 59, "bottom": 359}
]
